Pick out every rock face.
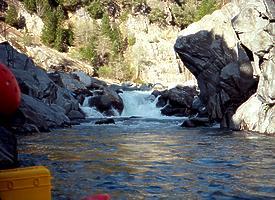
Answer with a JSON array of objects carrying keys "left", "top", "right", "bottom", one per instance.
[
  {"left": 0, "top": 42, "right": 85, "bottom": 132},
  {"left": 122, "top": 15, "right": 195, "bottom": 87},
  {"left": 25, "top": 45, "right": 94, "bottom": 76},
  {"left": 174, "top": 0, "right": 274, "bottom": 134}
]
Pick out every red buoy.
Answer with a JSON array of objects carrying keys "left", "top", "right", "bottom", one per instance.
[
  {"left": 82, "top": 194, "right": 111, "bottom": 200},
  {"left": 0, "top": 63, "right": 21, "bottom": 115}
]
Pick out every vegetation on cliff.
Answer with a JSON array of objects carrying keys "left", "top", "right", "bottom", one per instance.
[{"left": 5, "top": 0, "right": 224, "bottom": 82}]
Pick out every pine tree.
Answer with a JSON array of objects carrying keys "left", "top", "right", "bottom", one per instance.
[
  {"left": 5, "top": 5, "right": 18, "bottom": 27},
  {"left": 87, "top": 0, "right": 104, "bottom": 19},
  {"left": 23, "top": 0, "right": 36, "bottom": 14},
  {"left": 101, "top": 13, "right": 112, "bottom": 36},
  {"left": 41, "top": 9, "right": 58, "bottom": 46},
  {"left": 54, "top": 27, "right": 66, "bottom": 51}
]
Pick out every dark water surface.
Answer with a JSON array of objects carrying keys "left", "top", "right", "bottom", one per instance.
[{"left": 18, "top": 118, "right": 275, "bottom": 200}]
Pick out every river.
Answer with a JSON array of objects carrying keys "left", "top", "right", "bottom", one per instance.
[{"left": 18, "top": 91, "right": 275, "bottom": 200}]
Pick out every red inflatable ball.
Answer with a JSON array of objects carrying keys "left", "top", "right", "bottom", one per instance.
[
  {"left": 82, "top": 194, "right": 111, "bottom": 200},
  {"left": 0, "top": 63, "right": 21, "bottom": 115}
]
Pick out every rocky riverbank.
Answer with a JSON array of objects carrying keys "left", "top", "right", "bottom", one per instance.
[
  {"left": 0, "top": 42, "right": 119, "bottom": 168},
  {"left": 175, "top": 0, "right": 274, "bottom": 134},
  {"left": 1, "top": 0, "right": 274, "bottom": 170},
  {"left": 0, "top": 41, "right": 198, "bottom": 168}
]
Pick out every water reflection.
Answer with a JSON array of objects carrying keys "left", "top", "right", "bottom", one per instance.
[{"left": 18, "top": 119, "right": 275, "bottom": 200}]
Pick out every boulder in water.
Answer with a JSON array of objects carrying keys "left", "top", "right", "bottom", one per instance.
[
  {"left": 181, "top": 117, "right": 211, "bottom": 128},
  {"left": 155, "top": 85, "right": 198, "bottom": 116},
  {"left": 67, "top": 110, "right": 86, "bottom": 120},
  {"left": 88, "top": 87, "right": 124, "bottom": 116},
  {"left": 95, "top": 118, "right": 115, "bottom": 125},
  {"left": 161, "top": 105, "right": 191, "bottom": 117}
]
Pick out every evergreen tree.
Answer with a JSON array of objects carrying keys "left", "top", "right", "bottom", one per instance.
[
  {"left": 110, "top": 24, "right": 123, "bottom": 55},
  {"left": 5, "top": 5, "right": 18, "bottom": 27},
  {"left": 23, "top": 0, "right": 36, "bottom": 14},
  {"left": 101, "top": 13, "right": 112, "bottom": 36},
  {"left": 54, "top": 27, "right": 66, "bottom": 51},
  {"left": 41, "top": 9, "right": 58, "bottom": 46},
  {"left": 87, "top": 0, "right": 104, "bottom": 19}
]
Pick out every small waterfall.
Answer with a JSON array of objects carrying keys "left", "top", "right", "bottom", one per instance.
[
  {"left": 80, "top": 90, "right": 164, "bottom": 118},
  {"left": 80, "top": 97, "right": 104, "bottom": 118},
  {"left": 119, "top": 91, "right": 163, "bottom": 118}
]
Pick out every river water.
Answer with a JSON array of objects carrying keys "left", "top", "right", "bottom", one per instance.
[{"left": 18, "top": 91, "right": 275, "bottom": 200}]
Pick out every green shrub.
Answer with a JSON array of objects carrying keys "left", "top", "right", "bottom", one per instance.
[
  {"left": 5, "top": 5, "right": 18, "bottom": 27},
  {"left": 21, "top": 31, "right": 33, "bottom": 46},
  {"left": 101, "top": 13, "right": 112, "bottom": 36},
  {"left": 110, "top": 24, "right": 123, "bottom": 55},
  {"left": 23, "top": 0, "right": 36, "bottom": 14},
  {"left": 98, "top": 62, "right": 135, "bottom": 81},
  {"left": 195, "top": 0, "right": 218, "bottom": 21},
  {"left": 55, "top": 5, "right": 65, "bottom": 24},
  {"left": 65, "top": 27, "right": 74, "bottom": 46},
  {"left": 87, "top": 0, "right": 104, "bottom": 19},
  {"left": 101, "top": 13, "right": 124, "bottom": 55},
  {"left": 57, "top": 0, "right": 79, "bottom": 7},
  {"left": 78, "top": 37, "right": 98, "bottom": 62},
  {"left": 119, "top": 10, "right": 130, "bottom": 22},
  {"left": 127, "top": 35, "right": 136, "bottom": 46},
  {"left": 98, "top": 65, "right": 113, "bottom": 78},
  {"left": 54, "top": 27, "right": 67, "bottom": 51},
  {"left": 148, "top": 7, "right": 167, "bottom": 26},
  {"left": 171, "top": 4, "right": 196, "bottom": 29},
  {"left": 36, "top": 0, "right": 51, "bottom": 18},
  {"left": 120, "top": 64, "right": 135, "bottom": 81}
]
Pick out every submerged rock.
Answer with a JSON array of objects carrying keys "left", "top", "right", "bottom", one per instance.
[
  {"left": 95, "top": 118, "right": 115, "bottom": 125},
  {"left": 181, "top": 117, "right": 211, "bottom": 128},
  {"left": 175, "top": 0, "right": 274, "bottom": 134}
]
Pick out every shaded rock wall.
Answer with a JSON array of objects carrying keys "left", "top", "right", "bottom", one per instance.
[
  {"left": 0, "top": 42, "right": 84, "bottom": 133},
  {"left": 175, "top": 0, "right": 274, "bottom": 134}
]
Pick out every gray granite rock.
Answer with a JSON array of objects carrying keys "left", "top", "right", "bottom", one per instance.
[{"left": 175, "top": 0, "right": 274, "bottom": 134}]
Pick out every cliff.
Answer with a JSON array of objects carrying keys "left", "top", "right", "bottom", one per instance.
[
  {"left": 1, "top": 0, "right": 195, "bottom": 87},
  {"left": 175, "top": 0, "right": 274, "bottom": 134}
]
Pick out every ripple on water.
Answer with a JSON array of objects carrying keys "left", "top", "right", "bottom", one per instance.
[{"left": 18, "top": 119, "right": 275, "bottom": 200}]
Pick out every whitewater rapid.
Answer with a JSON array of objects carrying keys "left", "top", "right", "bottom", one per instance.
[{"left": 80, "top": 90, "right": 164, "bottom": 118}]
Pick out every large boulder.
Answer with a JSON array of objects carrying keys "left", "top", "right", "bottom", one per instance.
[
  {"left": 153, "top": 85, "right": 198, "bottom": 117},
  {"left": 228, "top": 0, "right": 275, "bottom": 134},
  {"left": 174, "top": 0, "right": 274, "bottom": 133},
  {"left": 0, "top": 42, "right": 84, "bottom": 132},
  {"left": 232, "top": 95, "right": 275, "bottom": 134},
  {"left": 48, "top": 72, "right": 87, "bottom": 93},
  {"left": 88, "top": 87, "right": 124, "bottom": 116},
  {"left": 16, "top": 94, "right": 70, "bottom": 132}
]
